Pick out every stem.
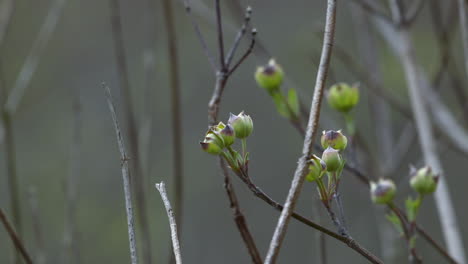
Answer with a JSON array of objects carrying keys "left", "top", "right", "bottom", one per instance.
[
  {"left": 155, "top": 182, "right": 183, "bottom": 264},
  {"left": 104, "top": 84, "right": 138, "bottom": 264},
  {"left": 265, "top": 1, "right": 337, "bottom": 262},
  {"left": 241, "top": 138, "right": 247, "bottom": 158},
  {"left": 0, "top": 209, "right": 33, "bottom": 264}
]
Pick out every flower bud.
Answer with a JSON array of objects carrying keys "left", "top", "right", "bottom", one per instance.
[
  {"left": 327, "top": 83, "right": 359, "bottom": 113},
  {"left": 215, "top": 122, "right": 235, "bottom": 146},
  {"left": 255, "top": 59, "right": 284, "bottom": 94},
  {"left": 410, "top": 166, "right": 439, "bottom": 195},
  {"left": 370, "top": 179, "right": 396, "bottom": 204},
  {"left": 228, "top": 111, "right": 253, "bottom": 139},
  {"left": 200, "top": 130, "right": 224, "bottom": 155},
  {"left": 321, "top": 130, "right": 347, "bottom": 151},
  {"left": 306, "top": 155, "right": 327, "bottom": 182},
  {"left": 321, "top": 147, "right": 342, "bottom": 172}
]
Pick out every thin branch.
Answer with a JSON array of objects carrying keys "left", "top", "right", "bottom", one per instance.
[
  {"left": 225, "top": 6, "right": 252, "bottom": 67},
  {"left": 0, "top": 208, "right": 33, "bottom": 264},
  {"left": 0, "top": 0, "right": 14, "bottom": 48},
  {"left": 349, "top": 0, "right": 393, "bottom": 25},
  {"left": 4, "top": 0, "right": 67, "bottom": 115},
  {"left": 103, "top": 83, "right": 138, "bottom": 264},
  {"left": 227, "top": 29, "right": 256, "bottom": 77},
  {"left": 162, "top": 0, "right": 184, "bottom": 245},
  {"left": 404, "top": 0, "right": 426, "bottom": 26},
  {"left": 375, "top": 11, "right": 467, "bottom": 263},
  {"left": 215, "top": 0, "right": 226, "bottom": 70},
  {"left": 264, "top": 1, "right": 338, "bottom": 262},
  {"left": 108, "top": 1, "right": 152, "bottom": 262},
  {"left": 235, "top": 171, "right": 382, "bottom": 264},
  {"left": 219, "top": 159, "right": 263, "bottom": 264},
  {"left": 180, "top": 0, "right": 217, "bottom": 71},
  {"left": 155, "top": 182, "right": 183, "bottom": 264}
]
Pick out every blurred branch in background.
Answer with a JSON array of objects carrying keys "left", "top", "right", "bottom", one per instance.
[
  {"left": 108, "top": 1, "right": 152, "bottom": 263},
  {"left": 104, "top": 83, "right": 139, "bottom": 264},
  {"left": 160, "top": 1, "right": 185, "bottom": 263},
  {"left": 28, "top": 187, "right": 46, "bottom": 264},
  {"left": 155, "top": 182, "right": 183, "bottom": 264},
  {"left": 0, "top": 208, "right": 33, "bottom": 264},
  {"left": 374, "top": 1, "right": 467, "bottom": 262},
  {"left": 4, "top": 0, "right": 67, "bottom": 115}
]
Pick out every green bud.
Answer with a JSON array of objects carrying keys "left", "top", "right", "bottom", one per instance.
[
  {"left": 200, "top": 130, "right": 224, "bottom": 155},
  {"left": 215, "top": 122, "right": 235, "bottom": 146},
  {"left": 327, "top": 83, "right": 359, "bottom": 113},
  {"left": 410, "top": 166, "right": 439, "bottom": 195},
  {"left": 321, "top": 130, "right": 347, "bottom": 151},
  {"left": 255, "top": 59, "right": 284, "bottom": 94},
  {"left": 306, "top": 155, "right": 327, "bottom": 182},
  {"left": 370, "top": 179, "right": 396, "bottom": 204},
  {"left": 321, "top": 147, "right": 342, "bottom": 172},
  {"left": 228, "top": 111, "right": 253, "bottom": 139}
]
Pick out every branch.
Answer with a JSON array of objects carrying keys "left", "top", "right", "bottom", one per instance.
[
  {"left": 0, "top": 208, "right": 33, "bottom": 264},
  {"left": 155, "top": 182, "right": 183, "bottom": 264},
  {"left": 264, "top": 1, "right": 338, "bottom": 262},
  {"left": 457, "top": 0, "right": 468, "bottom": 79},
  {"left": 103, "top": 83, "right": 138, "bottom": 264},
  {"left": 28, "top": 187, "right": 46, "bottom": 264},
  {"left": 108, "top": 1, "right": 152, "bottom": 262},
  {"left": 4, "top": 0, "right": 67, "bottom": 115}
]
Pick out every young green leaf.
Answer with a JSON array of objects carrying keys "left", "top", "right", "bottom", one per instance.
[{"left": 287, "top": 88, "right": 300, "bottom": 118}]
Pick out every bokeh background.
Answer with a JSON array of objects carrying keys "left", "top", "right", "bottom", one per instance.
[{"left": 1, "top": 0, "right": 467, "bottom": 263}]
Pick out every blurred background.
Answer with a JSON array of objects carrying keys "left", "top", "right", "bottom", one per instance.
[{"left": 1, "top": 0, "right": 467, "bottom": 263}]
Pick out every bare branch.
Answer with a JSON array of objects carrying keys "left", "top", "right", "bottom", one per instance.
[
  {"left": 28, "top": 187, "right": 46, "bottom": 264},
  {"left": 457, "top": 0, "right": 468, "bottom": 79},
  {"left": 0, "top": 208, "right": 33, "bottom": 264},
  {"left": 225, "top": 6, "right": 252, "bottom": 67},
  {"left": 264, "top": 1, "right": 339, "bottom": 262},
  {"left": 4, "top": 0, "right": 67, "bottom": 115},
  {"left": 155, "top": 182, "right": 183, "bottom": 264},
  {"left": 108, "top": 1, "right": 152, "bottom": 261},
  {"left": 103, "top": 83, "right": 138, "bottom": 264}
]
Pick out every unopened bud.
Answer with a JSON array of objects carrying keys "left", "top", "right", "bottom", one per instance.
[
  {"left": 327, "top": 83, "right": 359, "bottom": 113},
  {"left": 306, "top": 155, "right": 327, "bottom": 182},
  {"left": 370, "top": 179, "right": 396, "bottom": 204},
  {"left": 228, "top": 111, "right": 253, "bottom": 139},
  {"left": 321, "top": 130, "right": 347, "bottom": 151},
  {"left": 215, "top": 122, "right": 235, "bottom": 146},
  {"left": 321, "top": 147, "right": 342, "bottom": 172},
  {"left": 410, "top": 166, "right": 439, "bottom": 195},
  {"left": 200, "top": 130, "right": 224, "bottom": 155},
  {"left": 255, "top": 59, "right": 284, "bottom": 94}
]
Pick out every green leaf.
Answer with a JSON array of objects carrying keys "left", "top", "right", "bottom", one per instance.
[
  {"left": 386, "top": 212, "right": 403, "bottom": 235},
  {"left": 272, "top": 92, "right": 290, "bottom": 118},
  {"left": 405, "top": 197, "right": 421, "bottom": 222},
  {"left": 287, "top": 88, "right": 300, "bottom": 118}
]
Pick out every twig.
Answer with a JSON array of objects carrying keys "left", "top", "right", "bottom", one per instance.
[
  {"left": 0, "top": 0, "right": 14, "bottom": 48},
  {"left": 28, "top": 187, "right": 46, "bottom": 264},
  {"left": 4, "top": 0, "right": 67, "bottom": 115},
  {"left": 0, "top": 208, "right": 33, "bottom": 264},
  {"left": 375, "top": 9, "right": 467, "bottom": 263},
  {"left": 349, "top": 0, "right": 393, "bottom": 25},
  {"left": 219, "top": 159, "right": 263, "bottom": 264},
  {"left": 108, "top": 1, "right": 152, "bottom": 262},
  {"left": 180, "top": 0, "right": 217, "bottom": 71},
  {"left": 264, "top": 1, "right": 338, "bottom": 262},
  {"left": 155, "top": 182, "right": 183, "bottom": 264},
  {"left": 104, "top": 83, "right": 138, "bottom": 264},
  {"left": 161, "top": 0, "right": 185, "bottom": 248},
  {"left": 404, "top": 0, "right": 426, "bottom": 26},
  {"left": 225, "top": 6, "right": 252, "bottom": 67},
  {"left": 235, "top": 171, "right": 383, "bottom": 264}
]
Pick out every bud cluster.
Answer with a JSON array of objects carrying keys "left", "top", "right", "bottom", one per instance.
[{"left": 200, "top": 112, "right": 254, "bottom": 173}]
